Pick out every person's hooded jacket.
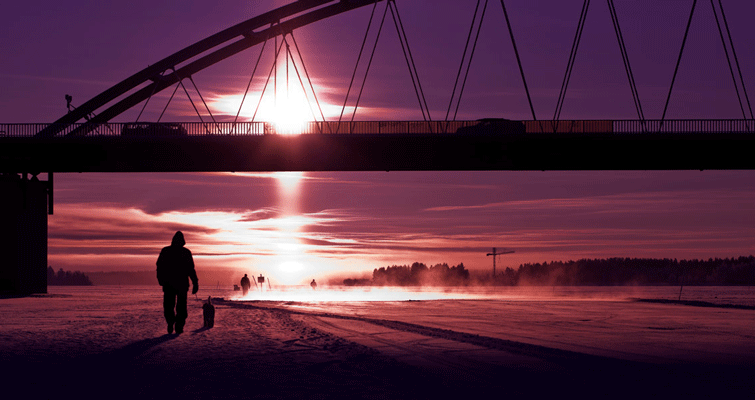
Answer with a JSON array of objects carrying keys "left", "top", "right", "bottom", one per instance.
[{"left": 156, "top": 231, "right": 198, "bottom": 292}]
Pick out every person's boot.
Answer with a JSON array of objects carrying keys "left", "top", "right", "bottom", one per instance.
[{"left": 168, "top": 323, "right": 174, "bottom": 334}]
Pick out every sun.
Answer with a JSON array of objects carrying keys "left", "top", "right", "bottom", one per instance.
[
  {"left": 278, "top": 260, "right": 305, "bottom": 274},
  {"left": 268, "top": 93, "right": 313, "bottom": 134},
  {"left": 211, "top": 53, "right": 327, "bottom": 134},
  {"left": 211, "top": 92, "right": 313, "bottom": 133}
]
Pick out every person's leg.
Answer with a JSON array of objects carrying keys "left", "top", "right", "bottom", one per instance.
[
  {"left": 163, "top": 288, "right": 176, "bottom": 334},
  {"left": 175, "top": 290, "right": 188, "bottom": 333}
]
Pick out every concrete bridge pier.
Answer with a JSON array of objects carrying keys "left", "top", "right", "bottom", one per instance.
[{"left": 0, "top": 173, "right": 50, "bottom": 295}]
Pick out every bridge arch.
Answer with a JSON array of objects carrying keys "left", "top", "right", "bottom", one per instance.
[{"left": 37, "top": 0, "right": 384, "bottom": 137}]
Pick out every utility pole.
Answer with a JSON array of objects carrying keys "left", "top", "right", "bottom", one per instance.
[{"left": 486, "top": 247, "right": 514, "bottom": 277}]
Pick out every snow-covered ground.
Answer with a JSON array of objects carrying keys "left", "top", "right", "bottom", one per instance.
[{"left": 2, "top": 285, "right": 754, "bottom": 399}]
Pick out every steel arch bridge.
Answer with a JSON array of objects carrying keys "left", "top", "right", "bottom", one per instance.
[
  {"left": 1, "top": 0, "right": 754, "bottom": 296},
  {"left": 2, "top": 0, "right": 755, "bottom": 173},
  {"left": 37, "top": 0, "right": 387, "bottom": 138}
]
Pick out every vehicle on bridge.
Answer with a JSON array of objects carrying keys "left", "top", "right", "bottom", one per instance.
[
  {"left": 455, "top": 118, "right": 525, "bottom": 135},
  {"left": 121, "top": 123, "right": 188, "bottom": 137}
]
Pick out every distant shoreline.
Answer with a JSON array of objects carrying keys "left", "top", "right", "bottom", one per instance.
[
  {"left": 81, "top": 254, "right": 755, "bottom": 287},
  {"left": 344, "top": 257, "right": 755, "bottom": 287},
  {"left": 82, "top": 280, "right": 755, "bottom": 287},
  {"left": 633, "top": 298, "right": 755, "bottom": 310}
]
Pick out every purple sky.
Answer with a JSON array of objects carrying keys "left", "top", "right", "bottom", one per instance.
[{"left": 3, "top": 1, "right": 755, "bottom": 284}]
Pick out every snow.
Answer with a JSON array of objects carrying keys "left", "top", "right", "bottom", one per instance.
[{"left": 1, "top": 285, "right": 754, "bottom": 399}]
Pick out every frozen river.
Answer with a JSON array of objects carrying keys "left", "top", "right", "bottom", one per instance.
[
  {"left": 2, "top": 285, "right": 754, "bottom": 398},
  {"left": 239, "top": 285, "right": 755, "bottom": 366}
]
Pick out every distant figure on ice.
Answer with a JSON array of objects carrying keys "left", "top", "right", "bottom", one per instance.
[
  {"left": 156, "top": 231, "right": 198, "bottom": 334},
  {"left": 203, "top": 296, "right": 215, "bottom": 328},
  {"left": 310, "top": 279, "right": 317, "bottom": 290},
  {"left": 240, "top": 274, "right": 251, "bottom": 296}
]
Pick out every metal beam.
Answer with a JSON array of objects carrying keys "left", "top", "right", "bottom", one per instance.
[
  {"left": 5, "top": 131, "right": 755, "bottom": 172},
  {"left": 37, "top": 0, "right": 384, "bottom": 137}
]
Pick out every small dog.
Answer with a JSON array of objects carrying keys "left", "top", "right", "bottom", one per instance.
[{"left": 202, "top": 296, "right": 215, "bottom": 328}]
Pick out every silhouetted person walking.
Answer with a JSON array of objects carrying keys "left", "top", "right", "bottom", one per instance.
[
  {"left": 240, "top": 274, "right": 251, "bottom": 296},
  {"left": 156, "top": 231, "right": 198, "bottom": 334}
]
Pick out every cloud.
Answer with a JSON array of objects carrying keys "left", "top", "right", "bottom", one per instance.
[
  {"left": 47, "top": 171, "right": 755, "bottom": 279},
  {"left": 56, "top": 172, "right": 279, "bottom": 215},
  {"left": 238, "top": 208, "right": 280, "bottom": 222},
  {"left": 48, "top": 204, "right": 221, "bottom": 254}
]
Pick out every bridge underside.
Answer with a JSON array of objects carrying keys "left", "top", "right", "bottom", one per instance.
[{"left": 2, "top": 132, "right": 754, "bottom": 172}]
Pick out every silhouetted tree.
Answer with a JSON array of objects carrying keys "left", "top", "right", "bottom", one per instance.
[
  {"left": 410, "top": 262, "right": 428, "bottom": 284},
  {"left": 513, "top": 256, "right": 755, "bottom": 286},
  {"left": 355, "top": 256, "right": 755, "bottom": 287},
  {"left": 47, "top": 266, "right": 93, "bottom": 286},
  {"left": 371, "top": 262, "right": 469, "bottom": 286}
]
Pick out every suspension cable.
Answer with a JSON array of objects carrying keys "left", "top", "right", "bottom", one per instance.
[
  {"left": 338, "top": 0, "right": 379, "bottom": 133},
  {"left": 285, "top": 41, "right": 321, "bottom": 132},
  {"left": 710, "top": 0, "right": 748, "bottom": 122},
  {"left": 660, "top": 0, "right": 697, "bottom": 132},
  {"left": 607, "top": 0, "right": 645, "bottom": 127},
  {"left": 388, "top": 1, "right": 426, "bottom": 122},
  {"left": 390, "top": 0, "right": 432, "bottom": 123},
  {"left": 553, "top": 0, "right": 591, "bottom": 127},
  {"left": 282, "top": 34, "right": 322, "bottom": 132},
  {"left": 454, "top": 0, "right": 490, "bottom": 121},
  {"left": 350, "top": 1, "right": 390, "bottom": 126},
  {"left": 173, "top": 69, "right": 210, "bottom": 134},
  {"left": 445, "top": 0, "right": 482, "bottom": 125},
  {"left": 251, "top": 38, "right": 286, "bottom": 125},
  {"left": 274, "top": 29, "right": 278, "bottom": 109},
  {"left": 501, "top": 0, "right": 537, "bottom": 122},
  {"left": 188, "top": 75, "right": 221, "bottom": 134},
  {"left": 718, "top": 0, "right": 753, "bottom": 123},
  {"left": 158, "top": 69, "right": 183, "bottom": 123},
  {"left": 290, "top": 31, "right": 331, "bottom": 133},
  {"left": 234, "top": 35, "right": 269, "bottom": 132},
  {"left": 610, "top": 0, "right": 644, "bottom": 121},
  {"left": 135, "top": 71, "right": 164, "bottom": 123}
]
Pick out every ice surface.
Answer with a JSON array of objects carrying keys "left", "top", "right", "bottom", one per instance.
[{"left": 2, "top": 285, "right": 754, "bottom": 399}]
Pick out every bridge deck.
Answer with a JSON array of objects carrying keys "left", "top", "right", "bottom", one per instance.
[
  {"left": 1, "top": 120, "right": 753, "bottom": 172},
  {"left": 3, "top": 119, "right": 754, "bottom": 137}
]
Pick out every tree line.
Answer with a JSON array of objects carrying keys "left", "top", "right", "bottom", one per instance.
[
  {"left": 344, "top": 262, "right": 470, "bottom": 286},
  {"left": 341, "top": 256, "right": 755, "bottom": 286},
  {"left": 47, "top": 267, "right": 93, "bottom": 286},
  {"left": 499, "top": 256, "right": 755, "bottom": 286}
]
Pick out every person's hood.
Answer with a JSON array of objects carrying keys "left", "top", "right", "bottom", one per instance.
[{"left": 171, "top": 231, "right": 186, "bottom": 247}]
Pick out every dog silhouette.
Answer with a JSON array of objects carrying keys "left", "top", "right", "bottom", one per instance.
[{"left": 202, "top": 296, "right": 215, "bottom": 328}]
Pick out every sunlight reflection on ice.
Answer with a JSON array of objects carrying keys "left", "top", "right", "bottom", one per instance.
[
  {"left": 232, "top": 286, "right": 481, "bottom": 302},
  {"left": 227, "top": 285, "right": 737, "bottom": 304}
]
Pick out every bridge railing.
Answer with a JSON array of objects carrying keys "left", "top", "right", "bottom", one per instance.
[
  {"left": 610, "top": 119, "right": 754, "bottom": 133},
  {"left": 0, "top": 119, "right": 752, "bottom": 137}
]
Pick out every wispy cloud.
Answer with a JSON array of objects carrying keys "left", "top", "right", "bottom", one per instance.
[{"left": 48, "top": 171, "right": 755, "bottom": 282}]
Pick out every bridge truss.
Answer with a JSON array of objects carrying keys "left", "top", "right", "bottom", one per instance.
[
  {"left": 2, "top": 1, "right": 755, "bottom": 296},
  {"left": 36, "top": 0, "right": 387, "bottom": 138},
  {"left": 1, "top": 0, "right": 752, "bottom": 175}
]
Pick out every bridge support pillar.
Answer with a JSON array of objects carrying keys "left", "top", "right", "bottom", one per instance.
[{"left": 0, "top": 173, "right": 49, "bottom": 295}]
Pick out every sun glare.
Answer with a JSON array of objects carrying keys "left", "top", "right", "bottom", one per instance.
[
  {"left": 274, "top": 171, "right": 303, "bottom": 195},
  {"left": 268, "top": 95, "right": 312, "bottom": 134},
  {"left": 269, "top": 171, "right": 311, "bottom": 284},
  {"left": 279, "top": 261, "right": 305, "bottom": 273},
  {"left": 234, "top": 286, "right": 480, "bottom": 302},
  {"left": 211, "top": 52, "right": 337, "bottom": 134}
]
